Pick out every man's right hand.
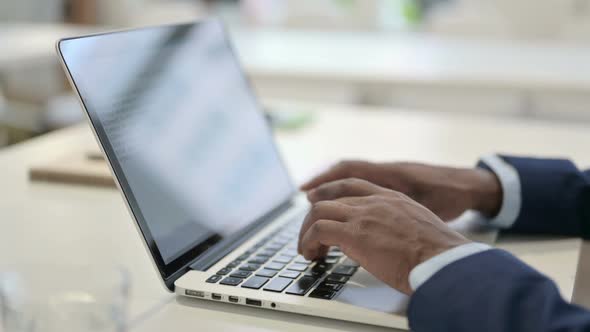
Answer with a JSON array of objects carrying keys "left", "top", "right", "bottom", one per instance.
[{"left": 301, "top": 160, "right": 503, "bottom": 221}]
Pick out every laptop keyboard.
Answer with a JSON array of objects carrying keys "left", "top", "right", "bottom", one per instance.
[{"left": 206, "top": 215, "right": 359, "bottom": 300}]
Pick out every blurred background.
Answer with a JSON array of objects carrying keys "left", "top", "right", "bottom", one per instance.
[{"left": 2, "top": 0, "right": 590, "bottom": 147}]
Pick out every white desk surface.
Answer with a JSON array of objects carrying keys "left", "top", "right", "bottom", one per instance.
[{"left": 0, "top": 101, "right": 589, "bottom": 331}]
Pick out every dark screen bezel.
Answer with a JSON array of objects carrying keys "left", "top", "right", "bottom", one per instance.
[{"left": 56, "top": 19, "right": 296, "bottom": 290}]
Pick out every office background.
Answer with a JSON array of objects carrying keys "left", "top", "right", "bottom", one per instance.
[
  {"left": 2, "top": 0, "right": 590, "bottom": 147},
  {"left": 2, "top": 2, "right": 590, "bottom": 330}
]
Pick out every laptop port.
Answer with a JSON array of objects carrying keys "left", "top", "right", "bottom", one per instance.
[
  {"left": 185, "top": 290, "right": 204, "bottom": 298},
  {"left": 211, "top": 293, "right": 222, "bottom": 301},
  {"left": 228, "top": 296, "right": 239, "bottom": 303},
  {"left": 246, "top": 298, "right": 262, "bottom": 307}
]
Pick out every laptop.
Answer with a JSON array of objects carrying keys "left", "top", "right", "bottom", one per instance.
[{"left": 56, "top": 19, "right": 497, "bottom": 330}]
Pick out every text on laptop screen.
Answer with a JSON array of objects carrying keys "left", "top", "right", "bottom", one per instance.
[{"left": 59, "top": 21, "right": 294, "bottom": 265}]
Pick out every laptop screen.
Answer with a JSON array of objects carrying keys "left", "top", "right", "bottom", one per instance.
[{"left": 59, "top": 20, "right": 295, "bottom": 278}]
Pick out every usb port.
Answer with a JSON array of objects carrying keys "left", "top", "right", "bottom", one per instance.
[
  {"left": 211, "top": 293, "right": 222, "bottom": 301},
  {"left": 185, "top": 290, "right": 204, "bottom": 298},
  {"left": 245, "top": 298, "right": 262, "bottom": 307},
  {"left": 228, "top": 296, "right": 239, "bottom": 303}
]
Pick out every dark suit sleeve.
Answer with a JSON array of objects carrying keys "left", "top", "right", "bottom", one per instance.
[
  {"left": 408, "top": 249, "right": 590, "bottom": 332},
  {"left": 482, "top": 156, "right": 590, "bottom": 238}
]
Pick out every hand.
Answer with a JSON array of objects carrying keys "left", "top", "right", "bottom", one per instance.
[
  {"left": 298, "top": 178, "right": 471, "bottom": 295},
  {"left": 302, "top": 160, "right": 502, "bottom": 221}
]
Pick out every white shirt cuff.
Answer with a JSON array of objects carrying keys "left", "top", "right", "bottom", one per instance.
[
  {"left": 478, "top": 154, "right": 522, "bottom": 229},
  {"left": 409, "top": 242, "right": 492, "bottom": 291}
]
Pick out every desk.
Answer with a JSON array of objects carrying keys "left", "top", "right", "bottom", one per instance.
[{"left": 0, "top": 101, "right": 589, "bottom": 331}]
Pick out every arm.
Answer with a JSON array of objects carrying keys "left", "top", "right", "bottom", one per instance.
[
  {"left": 479, "top": 155, "right": 590, "bottom": 238},
  {"left": 297, "top": 177, "right": 590, "bottom": 331},
  {"left": 299, "top": 179, "right": 590, "bottom": 332},
  {"left": 299, "top": 158, "right": 590, "bottom": 331},
  {"left": 409, "top": 249, "right": 590, "bottom": 332}
]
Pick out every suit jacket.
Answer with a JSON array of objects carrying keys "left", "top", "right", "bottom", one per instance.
[{"left": 408, "top": 156, "right": 590, "bottom": 332}]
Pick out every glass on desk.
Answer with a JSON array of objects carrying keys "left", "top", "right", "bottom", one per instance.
[{"left": 0, "top": 265, "right": 130, "bottom": 332}]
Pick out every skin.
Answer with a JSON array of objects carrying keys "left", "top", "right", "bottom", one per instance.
[{"left": 298, "top": 161, "right": 503, "bottom": 295}]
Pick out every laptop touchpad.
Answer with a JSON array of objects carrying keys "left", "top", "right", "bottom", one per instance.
[{"left": 335, "top": 268, "right": 409, "bottom": 314}]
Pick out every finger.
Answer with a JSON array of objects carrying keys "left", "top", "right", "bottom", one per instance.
[
  {"left": 307, "top": 178, "right": 385, "bottom": 203},
  {"left": 300, "top": 163, "right": 350, "bottom": 191},
  {"left": 298, "top": 200, "right": 353, "bottom": 254},
  {"left": 300, "top": 219, "right": 351, "bottom": 260},
  {"left": 299, "top": 195, "right": 391, "bottom": 252},
  {"left": 334, "top": 196, "right": 383, "bottom": 206},
  {"left": 301, "top": 160, "right": 371, "bottom": 191}
]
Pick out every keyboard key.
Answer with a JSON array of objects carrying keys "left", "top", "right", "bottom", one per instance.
[
  {"left": 265, "top": 248, "right": 280, "bottom": 255},
  {"left": 257, "top": 249, "right": 277, "bottom": 257},
  {"left": 312, "top": 261, "right": 333, "bottom": 272},
  {"left": 230, "top": 271, "right": 252, "bottom": 279},
  {"left": 226, "top": 260, "right": 241, "bottom": 268},
  {"left": 255, "top": 269, "right": 277, "bottom": 278},
  {"left": 326, "top": 274, "right": 349, "bottom": 283},
  {"left": 317, "top": 281, "right": 344, "bottom": 292},
  {"left": 237, "top": 253, "right": 250, "bottom": 261},
  {"left": 286, "top": 275, "right": 320, "bottom": 295},
  {"left": 206, "top": 275, "right": 222, "bottom": 283},
  {"left": 287, "top": 263, "right": 308, "bottom": 272},
  {"left": 239, "top": 263, "right": 261, "bottom": 272},
  {"left": 276, "top": 235, "right": 293, "bottom": 242},
  {"left": 220, "top": 277, "right": 242, "bottom": 286},
  {"left": 265, "top": 262, "right": 286, "bottom": 271},
  {"left": 330, "top": 247, "right": 342, "bottom": 253},
  {"left": 324, "top": 257, "right": 340, "bottom": 265},
  {"left": 341, "top": 258, "right": 360, "bottom": 267},
  {"left": 309, "top": 288, "right": 337, "bottom": 300},
  {"left": 216, "top": 267, "right": 232, "bottom": 275},
  {"left": 248, "top": 256, "right": 268, "bottom": 265},
  {"left": 294, "top": 256, "right": 311, "bottom": 265},
  {"left": 332, "top": 265, "right": 357, "bottom": 276},
  {"left": 279, "top": 271, "right": 301, "bottom": 279},
  {"left": 265, "top": 244, "right": 283, "bottom": 251},
  {"left": 304, "top": 270, "right": 325, "bottom": 278},
  {"left": 327, "top": 251, "right": 344, "bottom": 258},
  {"left": 273, "top": 255, "right": 292, "bottom": 264},
  {"left": 274, "top": 238, "right": 290, "bottom": 245},
  {"left": 281, "top": 249, "right": 298, "bottom": 258},
  {"left": 263, "top": 277, "right": 293, "bottom": 292},
  {"left": 241, "top": 276, "right": 270, "bottom": 290}
]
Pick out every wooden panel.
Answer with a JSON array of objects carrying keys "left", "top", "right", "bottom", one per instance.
[{"left": 29, "top": 150, "right": 114, "bottom": 187}]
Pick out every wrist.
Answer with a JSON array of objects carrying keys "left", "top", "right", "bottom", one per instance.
[
  {"left": 470, "top": 169, "right": 503, "bottom": 218},
  {"left": 413, "top": 216, "right": 472, "bottom": 269},
  {"left": 409, "top": 242, "right": 491, "bottom": 292}
]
